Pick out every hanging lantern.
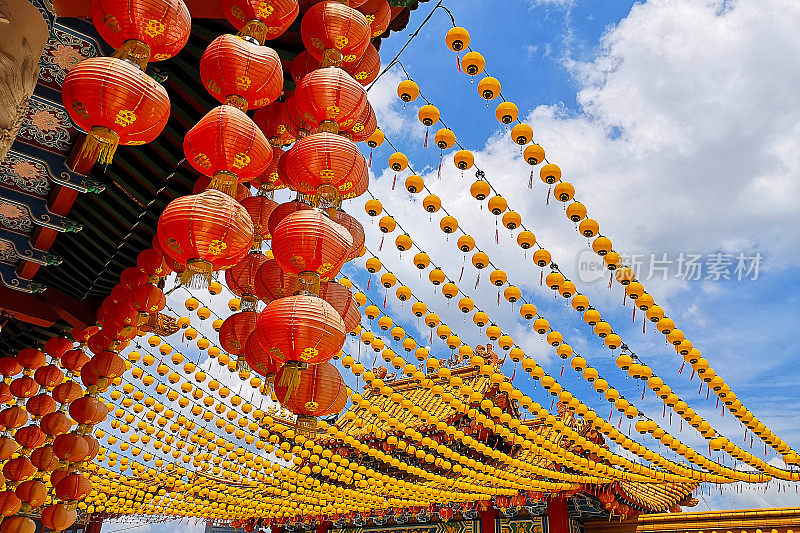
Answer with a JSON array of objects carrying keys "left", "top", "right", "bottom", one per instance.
[
  {"left": 279, "top": 132, "right": 368, "bottom": 202},
  {"left": 219, "top": 311, "right": 258, "bottom": 356},
  {"left": 256, "top": 294, "right": 346, "bottom": 396},
  {"left": 221, "top": 0, "right": 299, "bottom": 44},
  {"left": 267, "top": 200, "right": 313, "bottom": 237},
  {"left": 319, "top": 281, "right": 361, "bottom": 333},
  {"left": 91, "top": 0, "right": 191, "bottom": 68},
  {"left": 254, "top": 259, "right": 299, "bottom": 303},
  {"left": 357, "top": 0, "right": 391, "bottom": 38},
  {"left": 293, "top": 67, "right": 368, "bottom": 134},
  {"left": 253, "top": 102, "right": 296, "bottom": 147},
  {"left": 200, "top": 34, "right": 284, "bottom": 111},
  {"left": 274, "top": 361, "right": 346, "bottom": 436},
  {"left": 329, "top": 209, "right": 365, "bottom": 261},
  {"left": 157, "top": 189, "right": 254, "bottom": 287},
  {"left": 343, "top": 43, "right": 380, "bottom": 86},
  {"left": 271, "top": 210, "right": 353, "bottom": 283},
  {"left": 240, "top": 195, "right": 279, "bottom": 247},
  {"left": 225, "top": 252, "right": 268, "bottom": 309},
  {"left": 301, "top": 1, "right": 370, "bottom": 67},
  {"left": 342, "top": 101, "right": 377, "bottom": 142},
  {"left": 62, "top": 57, "right": 170, "bottom": 165},
  {"left": 184, "top": 105, "right": 272, "bottom": 196}
]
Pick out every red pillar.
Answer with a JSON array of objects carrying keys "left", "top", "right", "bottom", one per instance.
[
  {"left": 480, "top": 507, "right": 497, "bottom": 533},
  {"left": 547, "top": 497, "right": 569, "bottom": 533},
  {"left": 85, "top": 516, "right": 103, "bottom": 533},
  {"left": 316, "top": 521, "right": 332, "bottom": 533}
]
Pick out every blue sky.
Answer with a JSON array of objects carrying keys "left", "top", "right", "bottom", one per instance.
[{"left": 101, "top": 1, "right": 800, "bottom": 531}]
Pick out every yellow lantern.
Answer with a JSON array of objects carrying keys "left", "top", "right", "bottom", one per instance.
[
  {"left": 495, "top": 101, "right": 518, "bottom": 124},
  {"left": 446, "top": 27, "right": 470, "bottom": 51},
  {"left": 397, "top": 80, "right": 419, "bottom": 102},
  {"left": 477, "top": 77, "right": 501, "bottom": 100}
]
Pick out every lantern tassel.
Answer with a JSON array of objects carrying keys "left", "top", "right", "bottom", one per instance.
[
  {"left": 78, "top": 127, "right": 120, "bottom": 166},
  {"left": 112, "top": 39, "right": 151, "bottom": 70},
  {"left": 369, "top": 150, "right": 373, "bottom": 168},
  {"left": 209, "top": 171, "right": 239, "bottom": 197},
  {"left": 437, "top": 155, "right": 442, "bottom": 179},
  {"left": 238, "top": 19, "right": 269, "bottom": 45},
  {"left": 456, "top": 54, "right": 462, "bottom": 72},
  {"left": 277, "top": 361, "right": 305, "bottom": 403},
  {"left": 180, "top": 259, "right": 214, "bottom": 289},
  {"left": 392, "top": 174, "right": 397, "bottom": 190},
  {"left": 546, "top": 186, "right": 551, "bottom": 205},
  {"left": 528, "top": 170, "right": 533, "bottom": 189},
  {"left": 424, "top": 130, "right": 428, "bottom": 148}
]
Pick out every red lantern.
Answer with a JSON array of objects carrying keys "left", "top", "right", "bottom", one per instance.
[
  {"left": 0, "top": 494, "right": 22, "bottom": 518},
  {"left": 15, "top": 479, "right": 46, "bottom": 508},
  {"left": 0, "top": 359, "right": 20, "bottom": 380},
  {"left": 273, "top": 361, "right": 346, "bottom": 434},
  {"left": 256, "top": 294, "right": 346, "bottom": 365},
  {"left": 183, "top": 105, "right": 272, "bottom": 194},
  {"left": 71, "top": 326, "right": 99, "bottom": 344},
  {"left": 241, "top": 195, "right": 279, "bottom": 246},
  {"left": 301, "top": 1, "right": 370, "bottom": 67},
  {"left": 244, "top": 328, "right": 280, "bottom": 378},
  {"left": 319, "top": 281, "right": 361, "bottom": 333},
  {"left": 193, "top": 176, "right": 252, "bottom": 202},
  {"left": 60, "top": 350, "right": 90, "bottom": 374},
  {"left": 3, "top": 457, "right": 35, "bottom": 482},
  {"left": 120, "top": 266, "right": 149, "bottom": 290},
  {"left": 14, "top": 425, "right": 46, "bottom": 451},
  {"left": 343, "top": 101, "right": 376, "bottom": 143},
  {"left": 225, "top": 252, "right": 268, "bottom": 307},
  {"left": 254, "top": 259, "right": 299, "bottom": 303},
  {"left": 16, "top": 348, "right": 46, "bottom": 371},
  {"left": 158, "top": 189, "right": 254, "bottom": 287},
  {"left": 90, "top": 350, "right": 126, "bottom": 381},
  {"left": 293, "top": 68, "right": 368, "bottom": 133},
  {"left": 69, "top": 396, "right": 108, "bottom": 427},
  {"left": 0, "top": 438, "right": 18, "bottom": 461},
  {"left": 200, "top": 34, "right": 283, "bottom": 111},
  {"left": 342, "top": 43, "right": 379, "bottom": 86},
  {"left": 284, "top": 94, "right": 315, "bottom": 138},
  {"left": 30, "top": 446, "right": 60, "bottom": 472},
  {"left": 42, "top": 337, "right": 73, "bottom": 360},
  {"left": 40, "top": 411, "right": 73, "bottom": 436},
  {"left": 279, "top": 133, "right": 368, "bottom": 197},
  {"left": 25, "top": 393, "right": 57, "bottom": 418},
  {"left": 255, "top": 147, "right": 288, "bottom": 192},
  {"left": 0, "top": 407, "right": 28, "bottom": 431},
  {"left": 131, "top": 283, "right": 166, "bottom": 315},
  {"left": 0, "top": 383, "right": 9, "bottom": 404},
  {"left": 9, "top": 376, "right": 38, "bottom": 400},
  {"left": 55, "top": 472, "right": 92, "bottom": 502},
  {"left": 253, "top": 102, "right": 296, "bottom": 147},
  {"left": 137, "top": 247, "right": 170, "bottom": 278},
  {"left": 219, "top": 311, "right": 257, "bottom": 356},
  {"left": 53, "top": 433, "right": 90, "bottom": 463},
  {"left": 438, "top": 507, "right": 454, "bottom": 522},
  {"left": 221, "top": 0, "right": 299, "bottom": 44},
  {"left": 357, "top": 0, "right": 391, "bottom": 38},
  {"left": 91, "top": 0, "right": 191, "bottom": 67},
  {"left": 1, "top": 516, "right": 35, "bottom": 533},
  {"left": 271, "top": 210, "right": 353, "bottom": 282},
  {"left": 62, "top": 57, "right": 170, "bottom": 164},
  {"left": 41, "top": 503, "right": 78, "bottom": 532},
  {"left": 291, "top": 51, "right": 321, "bottom": 84},
  {"left": 267, "top": 200, "right": 312, "bottom": 237}
]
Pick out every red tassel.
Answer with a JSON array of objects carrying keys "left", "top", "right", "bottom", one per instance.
[
  {"left": 722, "top": 405, "right": 725, "bottom": 417},
  {"left": 379, "top": 235, "right": 384, "bottom": 251},
  {"left": 623, "top": 292, "right": 626, "bottom": 306},
  {"left": 424, "top": 130, "right": 428, "bottom": 148},
  {"left": 617, "top": 417, "right": 622, "bottom": 429},
  {"left": 663, "top": 404, "right": 666, "bottom": 417},
  {"left": 383, "top": 296, "right": 387, "bottom": 309},
  {"left": 540, "top": 270, "right": 543, "bottom": 286},
  {"left": 475, "top": 271, "right": 480, "bottom": 288},
  {"left": 690, "top": 370, "right": 695, "bottom": 381},
  {"left": 392, "top": 175, "right": 396, "bottom": 190},
  {"left": 458, "top": 266, "right": 464, "bottom": 282},
  {"left": 680, "top": 420, "right": 683, "bottom": 431},
  {"left": 496, "top": 291, "right": 500, "bottom": 306},
  {"left": 368, "top": 150, "right": 373, "bottom": 168},
  {"left": 632, "top": 307, "right": 636, "bottom": 322},
  {"left": 366, "top": 278, "right": 371, "bottom": 290},
  {"left": 437, "top": 153, "right": 442, "bottom": 179},
  {"left": 511, "top": 367, "right": 516, "bottom": 381},
  {"left": 679, "top": 362, "right": 685, "bottom": 374},
  {"left": 546, "top": 186, "right": 551, "bottom": 205},
  {"left": 641, "top": 387, "right": 646, "bottom": 400},
  {"left": 715, "top": 398, "right": 719, "bottom": 409},
  {"left": 495, "top": 228, "right": 499, "bottom": 244},
  {"left": 528, "top": 170, "right": 533, "bottom": 189},
  {"left": 560, "top": 365, "right": 564, "bottom": 377},
  {"left": 642, "top": 316, "right": 646, "bottom": 333},
  {"left": 456, "top": 54, "right": 462, "bottom": 72},
  {"left": 706, "top": 387, "right": 710, "bottom": 400},
  {"left": 608, "top": 409, "right": 613, "bottom": 421},
  {"left": 608, "top": 272, "right": 613, "bottom": 289},
  {"left": 698, "top": 382, "right": 703, "bottom": 395}
]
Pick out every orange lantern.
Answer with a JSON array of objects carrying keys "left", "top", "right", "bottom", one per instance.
[
  {"left": 42, "top": 337, "right": 73, "bottom": 361},
  {"left": 279, "top": 132, "right": 368, "bottom": 198},
  {"left": 200, "top": 34, "right": 284, "bottom": 111},
  {"left": 61, "top": 57, "right": 170, "bottom": 164},
  {"left": 183, "top": 105, "right": 272, "bottom": 195},
  {"left": 273, "top": 361, "right": 347, "bottom": 435},
  {"left": 54, "top": 472, "right": 92, "bottom": 503},
  {"left": 157, "top": 190, "right": 254, "bottom": 287},
  {"left": 41, "top": 503, "right": 78, "bottom": 532},
  {"left": 221, "top": 0, "right": 299, "bottom": 44},
  {"left": 91, "top": 0, "right": 191, "bottom": 68},
  {"left": 253, "top": 102, "right": 296, "bottom": 147},
  {"left": 292, "top": 67, "right": 368, "bottom": 134},
  {"left": 301, "top": 1, "right": 370, "bottom": 67},
  {"left": 254, "top": 259, "right": 300, "bottom": 303},
  {"left": 271, "top": 210, "right": 353, "bottom": 282},
  {"left": 219, "top": 311, "right": 258, "bottom": 356},
  {"left": 225, "top": 252, "right": 268, "bottom": 308}
]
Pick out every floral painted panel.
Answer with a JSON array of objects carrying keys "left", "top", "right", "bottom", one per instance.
[
  {"left": 0, "top": 240, "right": 16, "bottom": 264},
  {"left": 0, "top": 201, "right": 34, "bottom": 233},
  {"left": 0, "top": 153, "right": 50, "bottom": 197},
  {"left": 38, "top": 23, "right": 102, "bottom": 90},
  {"left": 17, "top": 96, "right": 76, "bottom": 153}
]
